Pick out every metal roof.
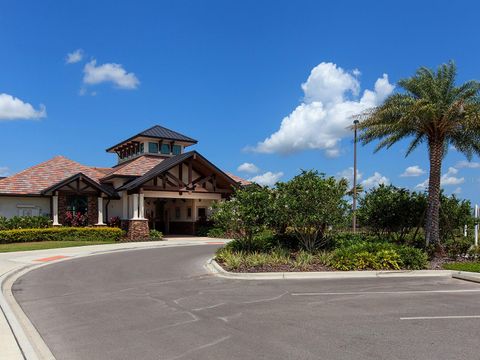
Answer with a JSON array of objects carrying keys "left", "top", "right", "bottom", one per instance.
[{"left": 106, "top": 125, "right": 198, "bottom": 152}]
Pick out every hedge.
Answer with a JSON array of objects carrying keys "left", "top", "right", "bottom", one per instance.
[{"left": 0, "top": 227, "right": 125, "bottom": 244}]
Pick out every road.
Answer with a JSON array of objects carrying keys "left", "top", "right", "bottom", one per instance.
[{"left": 13, "top": 245, "right": 480, "bottom": 360}]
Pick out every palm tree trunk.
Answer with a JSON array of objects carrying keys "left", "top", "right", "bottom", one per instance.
[{"left": 425, "top": 139, "right": 443, "bottom": 250}]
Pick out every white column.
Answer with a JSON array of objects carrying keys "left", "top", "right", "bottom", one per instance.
[
  {"left": 122, "top": 192, "right": 128, "bottom": 220},
  {"left": 139, "top": 193, "right": 145, "bottom": 219},
  {"left": 52, "top": 194, "right": 60, "bottom": 226},
  {"left": 475, "top": 204, "right": 479, "bottom": 247},
  {"left": 96, "top": 197, "right": 105, "bottom": 225},
  {"left": 132, "top": 194, "right": 139, "bottom": 219},
  {"left": 192, "top": 199, "right": 197, "bottom": 222}
]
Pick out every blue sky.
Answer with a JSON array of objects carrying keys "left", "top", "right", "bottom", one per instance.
[{"left": 1, "top": 0, "right": 480, "bottom": 201}]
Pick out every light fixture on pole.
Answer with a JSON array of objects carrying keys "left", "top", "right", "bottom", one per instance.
[{"left": 352, "top": 119, "right": 359, "bottom": 233}]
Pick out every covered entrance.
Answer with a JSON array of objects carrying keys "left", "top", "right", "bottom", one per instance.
[{"left": 117, "top": 151, "right": 238, "bottom": 238}]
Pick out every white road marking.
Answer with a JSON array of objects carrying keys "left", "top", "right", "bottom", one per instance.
[
  {"left": 400, "top": 315, "right": 480, "bottom": 320},
  {"left": 291, "top": 289, "right": 480, "bottom": 296}
]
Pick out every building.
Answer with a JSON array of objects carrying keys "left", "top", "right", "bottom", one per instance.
[{"left": 0, "top": 125, "right": 248, "bottom": 238}]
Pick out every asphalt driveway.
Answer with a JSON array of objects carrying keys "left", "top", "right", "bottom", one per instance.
[{"left": 13, "top": 245, "right": 480, "bottom": 360}]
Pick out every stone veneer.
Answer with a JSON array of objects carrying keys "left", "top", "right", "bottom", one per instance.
[
  {"left": 57, "top": 193, "right": 98, "bottom": 225},
  {"left": 87, "top": 196, "right": 98, "bottom": 225},
  {"left": 123, "top": 219, "right": 150, "bottom": 241}
]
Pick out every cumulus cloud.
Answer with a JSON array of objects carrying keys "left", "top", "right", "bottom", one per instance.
[
  {"left": 455, "top": 160, "right": 480, "bottom": 169},
  {"left": 441, "top": 167, "right": 464, "bottom": 185},
  {"left": 400, "top": 165, "right": 425, "bottom": 177},
  {"left": 337, "top": 167, "right": 362, "bottom": 185},
  {"left": 248, "top": 171, "right": 284, "bottom": 187},
  {"left": 237, "top": 162, "right": 260, "bottom": 174},
  {"left": 66, "top": 49, "right": 83, "bottom": 64},
  {"left": 0, "top": 166, "right": 9, "bottom": 177},
  {"left": 83, "top": 60, "right": 139, "bottom": 89},
  {"left": 0, "top": 94, "right": 46, "bottom": 121},
  {"left": 249, "top": 62, "right": 394, "bottom": 156},
  {"left": 362, "top": 172, "right": 390, "bottom": 189},
  {"left": 416, "top": 167, "right": 464, "bottom": 189}
]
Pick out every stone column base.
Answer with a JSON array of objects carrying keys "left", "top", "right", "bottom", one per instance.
[{"left": 123, "top": 219, "right": 149, "bottom": 241}]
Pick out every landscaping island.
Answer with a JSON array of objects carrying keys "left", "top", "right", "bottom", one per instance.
[{"left": 208, "top": 171, "right": 480, "bottom": 274}]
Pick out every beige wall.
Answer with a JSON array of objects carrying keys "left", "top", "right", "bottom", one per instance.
[
  {"left": 0, "top": 196, "right": 51, "bottom": 218},
  {"left": 144, "top": 197, "right": 216, "bottom": 223}
]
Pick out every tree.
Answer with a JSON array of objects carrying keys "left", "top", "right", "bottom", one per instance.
[
  {"left": 357, "top": 185, "right": 426, "bottom": 241},
  {"left": 357, "top": 61, "right": 480, "bottom": 250},
  {"left": 210, "top": 185, "right": 273, "bottom": 249},
  {"left": 274, "top": 170, "right": 348, "bottom": 251}
]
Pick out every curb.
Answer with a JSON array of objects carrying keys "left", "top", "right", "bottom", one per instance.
[
  {"left": 206, "top": 258, "right": 454, "bottom": 280},
  {"left": 451, "top": 271, "right": 480, "bottom": 284}
]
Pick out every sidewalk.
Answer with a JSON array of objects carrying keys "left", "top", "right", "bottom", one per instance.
[{"left": 0, "top": 238, "right": 228, "bottom": 360}]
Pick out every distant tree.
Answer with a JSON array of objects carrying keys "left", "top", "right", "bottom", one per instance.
[{"left": 357, "top": 61, "right": 480, "bottom": 251}]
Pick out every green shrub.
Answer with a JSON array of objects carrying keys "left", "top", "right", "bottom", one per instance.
[
  {"left": 329, "top": 241, "right": 427, "bottom": 270},
  {"left": 443, "top": 236, "right": 474, "bottom": 258},
  {"left": 0, "top": 216, "right": 52, "bottom": 230},
  {"left": 207, "top": 227, "right": 226, "bottom": 238},
  {"left": 397, "top": 246, "right": 428, "bottom": 269},
  {"left": 0, "top": 227, "right": 125, "bottom": 243},
  {"left": 149, "top": 229, "right": 163, "bottom": 240}
]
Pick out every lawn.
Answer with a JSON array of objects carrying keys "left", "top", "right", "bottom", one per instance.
[
  {"left": 0, "top": 240, "right": 117, "bottom": 253},
  {"left": 443, "top": 262, "right": 480, "bottom": 273}
]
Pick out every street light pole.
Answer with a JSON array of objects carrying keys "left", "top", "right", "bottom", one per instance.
[{"left": 352, "top": 119, "right": 359, "bottom": 233}]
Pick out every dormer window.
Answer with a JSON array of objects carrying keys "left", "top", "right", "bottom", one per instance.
[
  {"left": 161, "top": 144, "right": 171, "bottom": 154},
  {"left": 172, "top": 144, "right": 181, "bottom": 155},
  {"left": 148, "top": 142, "right": 159, "bottom": 153}
]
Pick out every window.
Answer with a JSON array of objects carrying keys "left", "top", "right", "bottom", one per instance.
[
  {"left": 17, "top": 205, "right": 40, "bottom": 217},
  {"left": 175, "top": 207, "right": 181, "bottom": 219},
  {"left": 172, "top": 145, "right": 181, "bottom": 155},
  {"left": 198, "top": 208, "right": 206, "bottom": 221},
  {"left": 187, "top": 207, "right": 192, "bottom": 218},
  {"left": 148, "top": 142, "right": 159, "bottom": 153},
  {"left": 66, "top": 195, "right": 88, "bottom": 215},
  {"left": 140, "top": 143, "right": 144, "bottom": 153},
  {"left": 161, "top": 143, "right": 171, "bottom": 154}
]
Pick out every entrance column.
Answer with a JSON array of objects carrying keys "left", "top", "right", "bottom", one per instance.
[
  {"left": 52, "top": 192, "right": 60, "bottom": 226},
  {"left": 139, "top": 192, "right": 145, "bottom": 219},
  {"left": 122, "top": 192, "right": 128, "bottom": 219},
  {"left": 96, "top": 197, "right": 105, "bottom": 225},
  {"left": 132, "top": 193, "right": 139, "bottom": 219}
]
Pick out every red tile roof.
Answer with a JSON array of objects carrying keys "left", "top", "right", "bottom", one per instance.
[
  {"left": 225, "top": 173, "right": 252, "bottom": 186},
  {"left": 103, "top": 156, "right": 164, "bottom": 178},
  {"left": 0, "top": 156, "right": 106, "bottom": 195}
]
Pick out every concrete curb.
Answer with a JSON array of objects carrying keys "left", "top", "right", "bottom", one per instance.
[
  {"left": 0, "top": 239, "right": 228, "bottom": 360},
  {"left": 206, "top": 258, "right": 454, "bottom": 280},
  {"left": 1, "top": 264, "right": 56, "bottom": 360},
  {"left": 451, "top": 271, "right": 480, "bottom": 283}
]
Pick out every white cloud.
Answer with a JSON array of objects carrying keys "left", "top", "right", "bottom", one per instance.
[
  {"left": 337, "top": 167, "right": 362, "bottom": 185},
  {"left": 237, "top": 162, "right": 260, "bottom": 174},
  {"left": 249, "top": 62, "right": 394, "bottom": 156},
  {"left": 66, "top": 49, "right": 83, "bottom": 64},
  {"left": 0, "top": 93, "right": 46, "bottom": 121},
  {"left": 0, "top": 167, "right": 9, "bottom": 177},
  {"left": 83, "top": 60, "right": 139, "bottom": 89},
  {"left": 248, "top": 171, "right": 284, "bottom": 187},
  {"left": 416, "top": 167, "right": 464, "bottom": 190},
  {"left": 362, "top": 172, "right": 390, "bottom": 189},
  {"left": 453, "top": 187, "right": 462, "bottom": 195},
  {"left": 455, "top": 160, "right": 480, "bottom": 169},
  {"left": 441, "top": 167, "right": 464, "bottom": 185},
  {"left": 400, "top": 165, "right": 425, "bottom": 177}
]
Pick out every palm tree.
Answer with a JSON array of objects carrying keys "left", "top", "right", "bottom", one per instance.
[{"left": 356, "top": 61, "right": 480, "bottom": 250}]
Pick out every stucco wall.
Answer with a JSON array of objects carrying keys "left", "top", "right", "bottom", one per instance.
[{"left": 0, "top": 196, "right": 51, "bottom": 218}]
